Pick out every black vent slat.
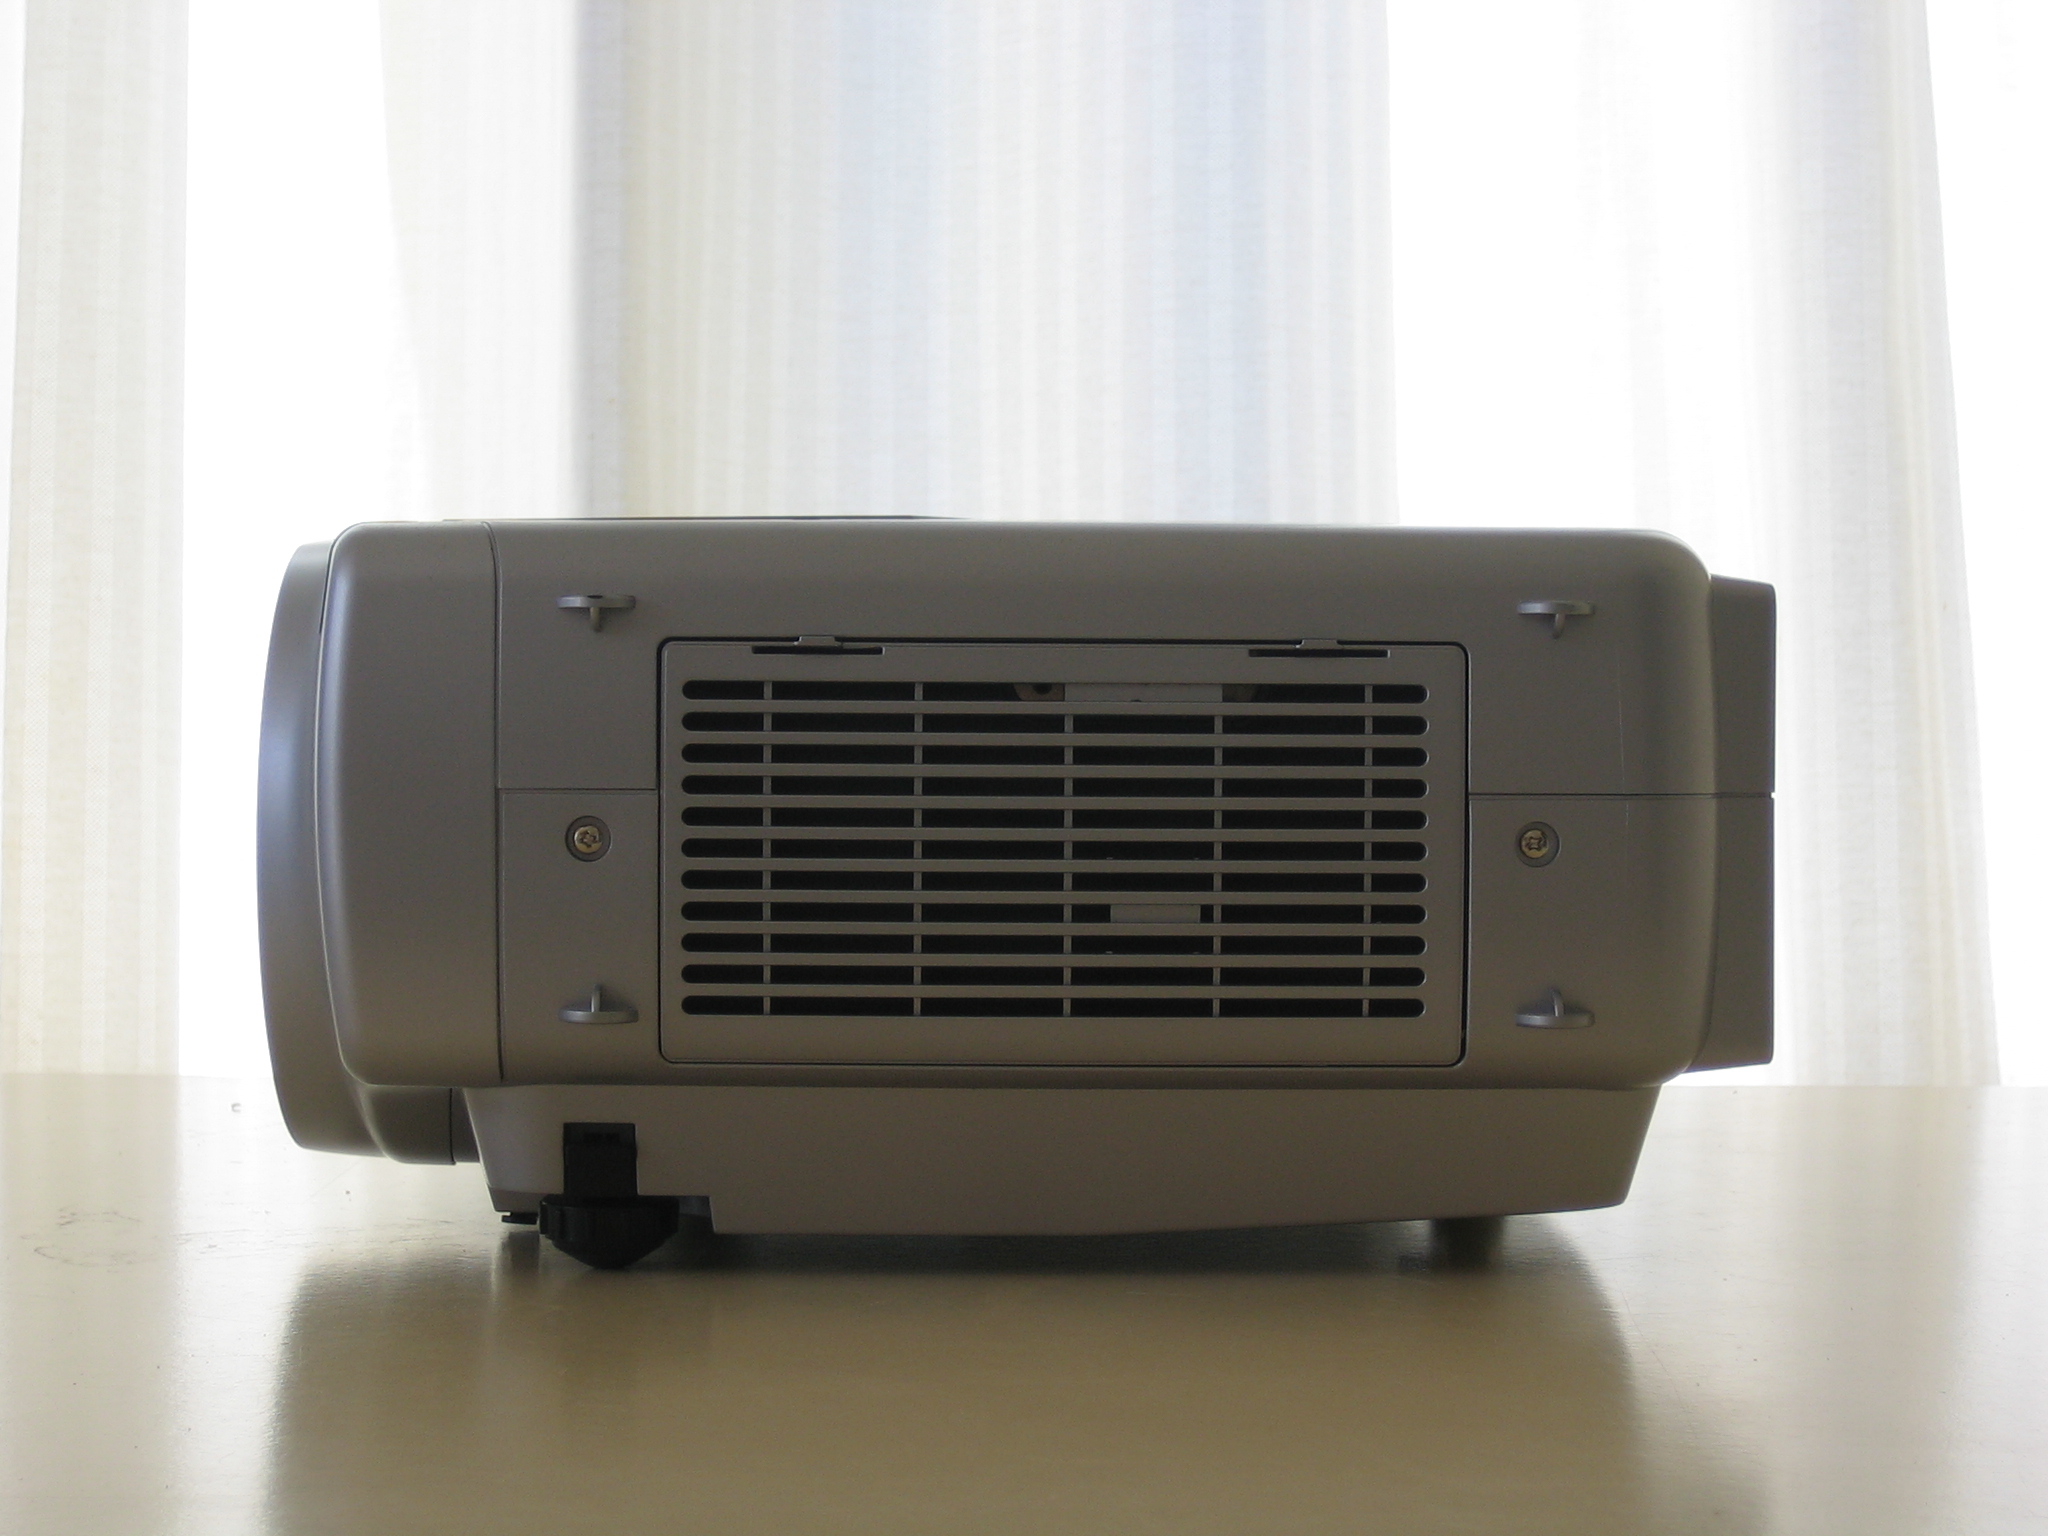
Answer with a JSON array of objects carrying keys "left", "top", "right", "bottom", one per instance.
[
  {"left": 1070, "top": 872, "right": 1214, "bottom": 892},
  {"left": 772, "top": 775, "right": 917, "bottom": 796},
  {"left": 1221, "top": 874, "right": 1365, "bottom": 893},
  {"left": 772, "top": 711, "right": 916, "bottom": 733},
  {"left": 681, "top": 964, "right": 765, "bottom": 984},
  {"left": 1072, "top": 935, "right": 1216, "bottom": 956},
  {"left": 683, "top": 933, "right": 766, "bottom": 952},
  {"left": 1222, "top": 810, "right": 1364, "bottom": 829},
  {"left": 1074, "top": 714, "right": 1215, "bottom": 734},
  {"left": 1074, "top": 809, "right": 1216, "bottom": 829},
  {"left": 921, "top": 934, "right": 1065, "bottom": 954},
  {"left": 924, "top": 745, "right": 1066, "bottom": 766},
  {"left": 927, "top": 776, "right": 1066, "bottom": 796},
  {"left": 771, "top": 744, "right": 917, "bottom": 765},
  {"left": 1221, "top": 936, "right": 1364, "bottom": 955},
  {"left": 771, "top": 965, "right": 917, "bottom": 985},
  {"left": 1072, "top": 999, "right": 1215, "bottom": 1018},
  {"left": 773, "top": 933, "right": 913, "bottom": 953},
  {"left": 922, "top": 682, "right": 1033, "bottom": 701},
  {"left": 768, "top": 871, "right": 916, "bottom": 890},
  {"left": 1075, "top": 746, "right": 1216, "bottom": 766},
  {"left": 1220, "top": 999, "right": 1367, "bottom": 1018},
  {"left": 769, "top": 996, "right": 914, "bottom": 1016},
  {"left": 770, "top": 682, "right": 916, "bottom": 701},
  {"left": 923, "top": 966, "right": 1065, "bottom": 987},
  {"left": 684, "top": 806, "right": 766, "bottom": 826},
  {"left": 773, "top": 807, "right": 917, "bottom": 827},
  {"left": 924, "top": 712, "right": 1067, "bottom": 733},
  {"left": 922, "top": 871, "right": 1068, "bottom": 891},
  {"left": 682, "top": 743, "right": 764, "bottom": 763},
  {"left": 923, "top": 808, "right": 1067, "bottom": 828},
  {"left": 664, "top": 649, "right": 1459, "bottom": 1047}
]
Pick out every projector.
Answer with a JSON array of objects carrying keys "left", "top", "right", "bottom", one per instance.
[{"left": 260, "top": 519, "right": 1773, "bottom": 1266}]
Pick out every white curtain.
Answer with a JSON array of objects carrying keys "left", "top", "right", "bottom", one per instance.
[
  {"left": 1927, "top": 0, "right": 2048, "bottom": 1087},
  {"left": 0, "top": 0, "right": 185, "bottom": 1073},
  {"left": 378, "top": 0, "right": 1395, "bottom": 525},
  {"left": 2, "top": 0, "right": 2028, "bottom": 1083}
]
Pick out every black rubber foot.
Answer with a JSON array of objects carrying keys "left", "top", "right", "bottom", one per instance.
[
  {"left": 538, "top": 1195, "right": 681, "bottom": 1269},
  {"left": 1430, "top": 1214, "right": 1507, "bottom": 1269}
]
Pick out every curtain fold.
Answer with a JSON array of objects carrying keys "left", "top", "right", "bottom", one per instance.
[
  {"left": 1927, "top": 0, "right": 2048, "bottom": 1085},
  {"left": 1758, "top": 0, "right": 1994, "bottom": 1082},
  {"left": 0, "top": 0, "right": 186, "bottom": 1073}
]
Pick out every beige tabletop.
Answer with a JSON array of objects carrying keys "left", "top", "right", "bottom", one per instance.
[{"left": 1, "top": 1075, "right": 2042, "bottom": 1535}]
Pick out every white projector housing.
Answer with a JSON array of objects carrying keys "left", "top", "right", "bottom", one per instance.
[{"left": 260, "top": 520, "right": 1772, "bottom": 1266}]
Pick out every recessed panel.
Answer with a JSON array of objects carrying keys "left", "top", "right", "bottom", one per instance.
[{"left": 658, "top": 643, "right": 1466, "bottom": 1067}]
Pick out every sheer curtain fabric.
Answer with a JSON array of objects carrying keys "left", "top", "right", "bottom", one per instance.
[{"left": 0, "top": 0, "right": 185, "bottom": 1072}]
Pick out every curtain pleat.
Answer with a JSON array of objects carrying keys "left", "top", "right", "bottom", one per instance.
[
  {"left": 623, "top": 0, "right": 1393, "bottom": 523},
  {"left": 0, "top": 0, "right": 186, "bottom": 1072},
  {"left": 1759, "top": 0, "right": 1996, "bottom": 1082},
  {"left": 378, "top": 0, "right": 1396, "bottom": 526}
]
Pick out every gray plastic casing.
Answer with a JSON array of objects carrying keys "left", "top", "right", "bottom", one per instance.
[{"left": 259, "top": 520, "right": 1772, "bottom": 1231}]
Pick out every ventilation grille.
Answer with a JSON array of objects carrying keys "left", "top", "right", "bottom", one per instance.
[{"left": 658, "top": 648, "right": 1464, "bottom": 1055}]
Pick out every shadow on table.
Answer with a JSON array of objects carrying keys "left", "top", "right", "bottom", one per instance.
[
  {"left": 663, "top": 1210, "right": 1515, "bottom": 1275},
  {"left": 261, "top": 1213, "right": 1761, "bottom": 1536}
]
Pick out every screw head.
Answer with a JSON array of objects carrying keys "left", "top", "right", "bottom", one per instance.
[
  {"left": 566, "top": 816, "right": 611, "bottom": 861},
  {"left": 1516, "top": 822, "right": 1559, "bottom": 867}
]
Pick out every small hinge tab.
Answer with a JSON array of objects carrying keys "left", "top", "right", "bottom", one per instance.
[
  {"left": 1515, "top": 987, "right": 1595, "bottom": 1029},
  {"left": 560, "top": 985, "right": 638, "bottom": 1025},
  {"left": 557, "top": 593, "right": 637, "bottom": 632},
  {"left": 1518, "top": 600, "right": 1594, "bottom": 638}
]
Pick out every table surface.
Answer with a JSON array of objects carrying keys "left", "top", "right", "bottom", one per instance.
[{"left": 1, "top": 1076, "right": 2042, "bottom": 1535}]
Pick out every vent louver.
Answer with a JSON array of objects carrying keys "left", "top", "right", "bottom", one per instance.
[{"left": 659, "top": 643, "right": 1466, "bottom": 1068}]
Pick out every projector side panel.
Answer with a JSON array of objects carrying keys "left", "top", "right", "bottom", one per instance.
[{"left": 317, "top": 523, "right": 503, "bottom": 1088}]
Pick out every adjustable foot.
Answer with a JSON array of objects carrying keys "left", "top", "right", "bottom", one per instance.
[
  {"left": 538, "top": 1122, "right": 704, "bottom": 1268},
  {"left": 538, "top": 1195, "right": 681, "bottom": 1269}
]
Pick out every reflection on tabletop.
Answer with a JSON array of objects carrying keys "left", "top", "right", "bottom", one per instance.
[{"left": 267, "top": 1211, "right": 1734, "bottom": 1534}]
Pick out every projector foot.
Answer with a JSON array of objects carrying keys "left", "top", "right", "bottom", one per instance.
[{"left": 537, "top": 1195, "right": 681, "bottom": 1269}]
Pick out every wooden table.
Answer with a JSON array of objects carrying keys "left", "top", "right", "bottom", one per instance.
[{"left": 1, "top": 1075, "right": 2042, "bottom": 1534}]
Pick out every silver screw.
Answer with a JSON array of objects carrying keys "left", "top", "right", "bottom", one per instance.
[{"left": 566, "top": 817, "right": 611, "bottom": 861}]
